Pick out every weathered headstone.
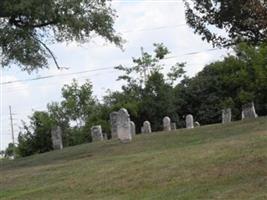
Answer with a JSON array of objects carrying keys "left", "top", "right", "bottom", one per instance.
[
  {"left": 163, "top": 116, "right": 171, "bottom": 131},
  {"left": 141, "top": 126, "right": 144, "bottom": 134},
  {"left": 242, "top": 102, "right": 258, "bottom": 119},
  {"left": 110, "top": 111, "right": 118, "bottom": 139},
  {"left": 194, "top": 121, "right": 200, "bottom": 127},
  {"left": 117, "top": 108, "right": 132, "bottom": 143},
  {"left": 222, "top": 108, "right": 232, "bottom": 124},
  {"left": 143, "top": 121, "right": 152, "bottom": 133},
  {"left": 186, "top": 114, "right": 194, "bottom": 129},
  {"left": 51, "top": 126, "right": 63, "bottom": 150},
  {"left": 130, "top": 121, "right": 136, "bottom": 136},
  {"left": 91, "top": 125, "right": 103, "bottom": 142},
  {"left": 171, "top": 122, "right": 177, "bottom": 130}
]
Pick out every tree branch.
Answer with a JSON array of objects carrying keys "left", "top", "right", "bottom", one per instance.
[{"left": 29, "top": 33, "right": 60, "bottom": 69}]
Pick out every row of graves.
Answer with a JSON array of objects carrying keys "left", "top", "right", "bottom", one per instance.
[{"left": 51, "top": 102, "right": 258, "bottom": 150}]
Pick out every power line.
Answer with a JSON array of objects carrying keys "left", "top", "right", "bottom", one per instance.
[
  {"left": 121, "top": 24, "right": 187, "bottom": 33},
  {"left": 1, "top": 48, "right": 225, "bottom": 86}
]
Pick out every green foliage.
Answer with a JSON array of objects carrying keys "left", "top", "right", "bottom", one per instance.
[
  {"left": 3, "top": 143, "right": 16, "bottom": 158},
  {"left": 141, "top": 71, "right": 177, "bottom": 130},
  {"left": 60, "top": 79, "right": 96, "bottom": 126},
  {"left": 184, "top": 0, "right": 267, "bottom": 46},
  {"left": 115, "top": 43, "right": 175, "bottom": 87},
  {"left": 17, "top": 111, "right": 54, "bottom": 157},
  {"left": 0, "top": 0, "right": 122, "bottom": 72},
  {"left": 15, "top": 42, "right": 267, "bottom": 157}
]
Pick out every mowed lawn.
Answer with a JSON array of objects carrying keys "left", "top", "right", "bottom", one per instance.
[{"left": 1, "top": 118, "right": 267, "bottom": 200}]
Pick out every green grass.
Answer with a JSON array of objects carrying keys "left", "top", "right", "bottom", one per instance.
[{"left": 1, "top": 117, "right": 267, "bottom": 200}]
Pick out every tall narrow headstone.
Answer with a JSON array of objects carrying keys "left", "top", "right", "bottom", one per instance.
[
  {"left": 51, "top": 126, "right": 63, "bottom": 150},
  {"left": 110, "top": 111, "right": 118, "bottom": 139},
  {"left": 163, "top": 116, "right": 171, "bottom": 131},
  {"left": 242, "top": 102, "right": 258, "bottom": 119},
  {"left": 143, "top": 121, "right": 152, "bottom": 133},
  {"left": 130, "top": 121, "right": 136, "bottom": 136},
  {"left": 117, "top": 108, "right": 132, "bottom": 143},
  {"left": 186, "top": 114, "right": 194, "bottom": 129},
  {"left": 91, "top": 125, "right": 103, "bottom": 142},
  {"left": 222, "top": 108, "right": 232, "bottom": 124},
  {"left": 171, "top": 122, "right": 177, "bottom": 130}
]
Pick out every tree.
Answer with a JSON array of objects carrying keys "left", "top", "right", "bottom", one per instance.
[
  {"left": 0, "top": 0, "right": 122, "bottom": 72},
  {"left": 115, "top": 43, "right": 170, "bottom": 87},
  {"left": 4, "top": 143, "right": 16, "bottom": 158},
  {"left": 184, "top": 0, "right": 267, "bottom": 46},
  {"left": 111, "top": 44, "right": 185, "bottom": 131},
  {"left": 60, "top": 79, "right": 97, "bottom": 127},
  {"left": 17, "top": 111, "right": 54, "bottom": 157},
  {"left": 174, "top": 42, "right": 267, "bottom": 124}
]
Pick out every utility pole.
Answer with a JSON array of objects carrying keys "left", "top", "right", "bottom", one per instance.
[{"left": 9, "top": 105, "right": 15, "bottom": 146}]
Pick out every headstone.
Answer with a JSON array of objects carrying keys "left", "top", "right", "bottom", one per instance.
[
  {"left": 163, "top": 116, "right": 171, "bottom": 131},
  {"left": 222, "top": 108, "right": 232, "bottom": 124},
  {"left": 143, "top": 121, "right": 152, "bottom": 133},
  {"left": 171, "top": 122, "right": 177, "bottom": 130},
  {"left": 130, "top": 121, "right": 136, "bottom": 136},
  {"left": 117, "top": 108, "right": 132, "bottom": 143},
  {"left": 242, "top": 102, "right": 258, "bottom": 119},
  {"left": 194, "top": 121, "right": 200, "bottom": 127},
  {"left": 51, "top": 126, "right": 63, "bottom": 150},
  {"left": 110, "top": 111, "right": 118, "bottom": 139},
  {"left": 141, "top": 126, "right": 144, "bottom": 134},
  {"left": 91, "top": 125, "right": 103, "bottom": 142},
  {"left": 186, "top": 114, "right": 194, "bottom": 129}
]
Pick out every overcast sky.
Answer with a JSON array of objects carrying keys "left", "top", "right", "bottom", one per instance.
[{"left": 0, "top": 0, "right": 233, "bottom": 150}]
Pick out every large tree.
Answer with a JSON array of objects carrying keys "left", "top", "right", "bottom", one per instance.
[
  {"left": 184, "top": 0, "right": 267, "bottom": 46},
  {"left": 0, "top": 0, "right": 122, "bottom": 72}
]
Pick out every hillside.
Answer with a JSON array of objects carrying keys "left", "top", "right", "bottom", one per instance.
[{"left": 1, "top": 118, "right": 267, "bottom": 200}]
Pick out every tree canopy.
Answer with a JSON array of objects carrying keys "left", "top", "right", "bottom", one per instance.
[
  {"left": 184, "top": 0, "right": 267, "bottom": 46},
  {"left": 11, "top": 42, "right": 267, "bottom": 157},
  {"left": 0, "top": 0, "right": 122, "bottom": 72}
]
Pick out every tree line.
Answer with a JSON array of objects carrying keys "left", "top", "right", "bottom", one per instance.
[{"left": 3, "top": 42, "right": 267, "bottom": 158}]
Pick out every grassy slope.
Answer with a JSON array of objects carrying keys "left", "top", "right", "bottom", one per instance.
[{"left": 0, "top": 118, "right": 267, "bottom": 200}]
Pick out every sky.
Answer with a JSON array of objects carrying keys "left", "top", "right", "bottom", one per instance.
[{"left": 0, "top": 0, "right": 233, "bottom": 150}]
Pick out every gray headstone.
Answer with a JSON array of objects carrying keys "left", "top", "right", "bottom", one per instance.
[
  {"left": 163, "top": 116, "right": 171, "bottom": 131},
  {"left": 130, "top": 121, "right": 136, "bottom": 136},
  {"left": 91, "top": 125, "right": 103, "bottom": 142},
  {"left": 242, "top": 102, "right": 258, "bottom": 119},
  {"left": 143, "top": 121, "right": 152, "bottom": 133},
  {"left": 194, "top": 121, "right": 200, "bottom": 127},
  {"left": 141, "top": 126, "right": 144, "bottom": 134},
  {"left": 110, "top": 111, "right": 118, "bottom": 139},
  {"left": 186, "top": 114, "right": 194, "bottom": 129},
  {"left": 117, "top": 108, "right": 132, "bottom": 143},
  {"left": 222, "top": 108, "right": 232, "bottom": 124},
  {"left": 51, "top": 126, "right": 63, "bottom": 150},
  {"left": 171, "top": 122, "right": 177, "bottom": 130}
]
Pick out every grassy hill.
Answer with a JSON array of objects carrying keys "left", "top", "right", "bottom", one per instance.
[{"left": 1, "top": 118, "right": 267, "bottom": 200}]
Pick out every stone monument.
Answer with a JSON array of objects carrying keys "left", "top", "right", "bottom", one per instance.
[
  {"left": 171, "top": 122, "right": 177, "bottom": 130},
  {"left": 186, "top": 114, "right": 194, "bottom": 129},
  {"left": 242, "top": 102, "right": 258, "bottom": 119},
  {"left": 91, "top": 125, "right": 103, "bottom": 142},
  {"left": 222, "top": 108, "right": 232, "bottom": 124},
  {"left": 143, "top": 121, "right": 152, "bottom": 133},
  {"left": 163, "top": 116, "right": 171, "bottom": 131},
  {"left": 117, "top": 108, "right": 132, "bottom": 143},
  {"left": 51, "top": 126, "right": 63, "bottom": 150},
  {"left": 110, "top": 111, "right": 118, "bottom": 139},
  {"left": 130, "top": 121, "right": 136, "bottom": 136}
]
